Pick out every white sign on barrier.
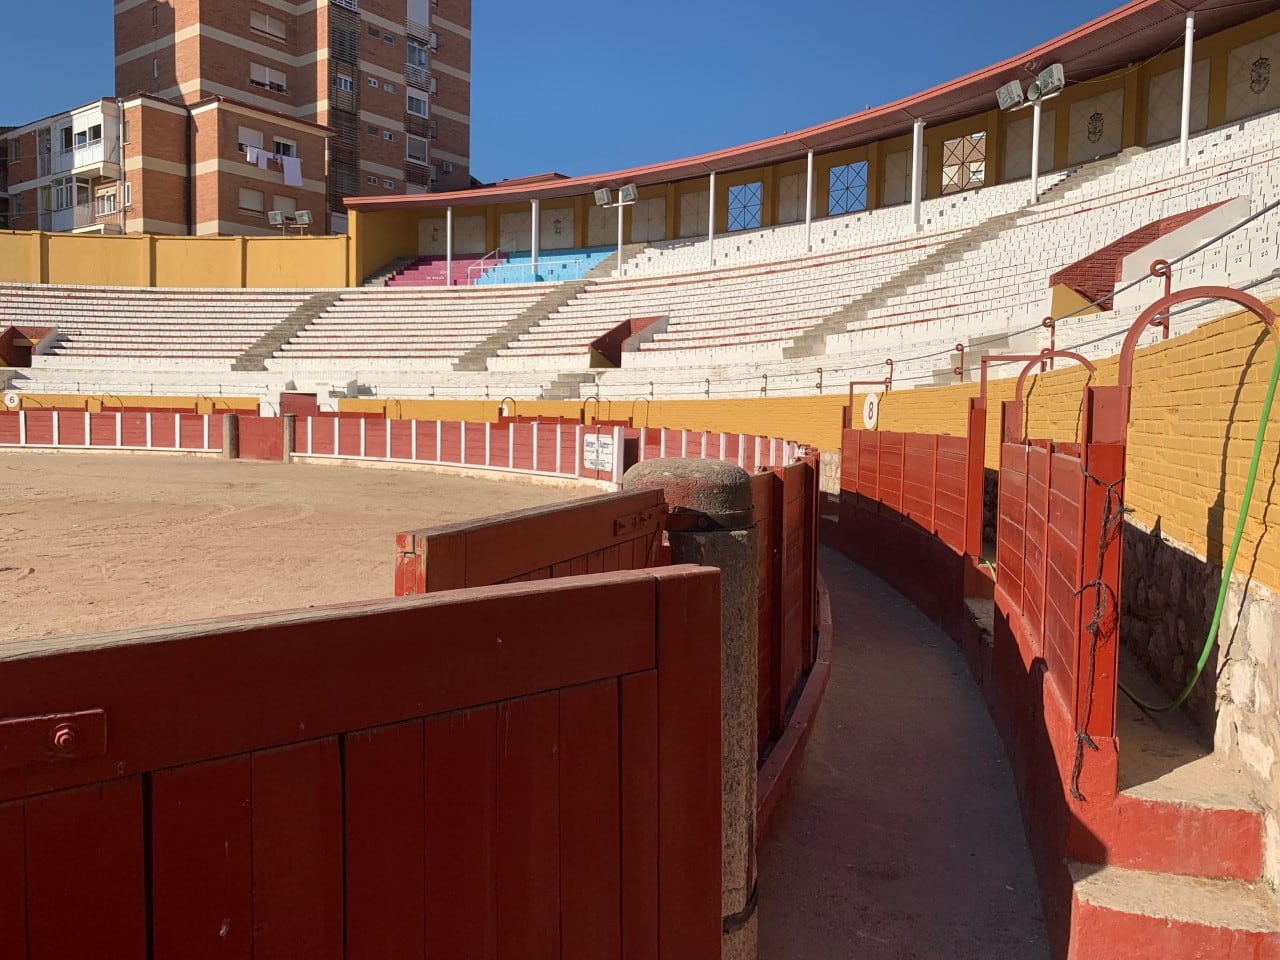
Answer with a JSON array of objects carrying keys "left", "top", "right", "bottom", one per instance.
[{"left": 583, "top": 433, "right": 615, "bottom": 473}]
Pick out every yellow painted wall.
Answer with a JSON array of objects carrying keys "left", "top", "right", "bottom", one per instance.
[
  {"left": 863, "top": 296, "right": 1280, "bottom": 589},
  {"left": 0, "top": 232, "right": 43, "bottom": 283},
  {"left": 350, "top": 208, "right": 419, "bottom": 284},
  {"left": 154, "top": 236, "right": 244, "bottom": 288},
  {"left": 46, "top": 234, "right": 153, "bottom": 287},
  {"left": 243, "top": 236, "right": 349, "bottom": 288},
  {"left": 18, "top": 394, "right": 259, "bottom": 414}
]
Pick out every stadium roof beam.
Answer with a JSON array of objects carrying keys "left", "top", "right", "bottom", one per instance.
[{"left": 1180, "top": 11, "right": 1195, "bottom": 168}]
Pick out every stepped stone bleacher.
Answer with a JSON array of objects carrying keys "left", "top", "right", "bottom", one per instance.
[
  {"left": 386, "top": 253, "right": 507, "bottom": 287},
  {"left": 474, "top": 248, "right": 616, "bottom": 285}
]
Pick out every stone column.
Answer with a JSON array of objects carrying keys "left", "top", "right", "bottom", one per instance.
[
  {"left": 282, "top": 414, "right": 296, "bottom": 462},
  {"left": 221, "top": 413, "right": 239, "bottom": 460},
  {"left": 623, "top": 457, "right": 759, "bottom": 960}
]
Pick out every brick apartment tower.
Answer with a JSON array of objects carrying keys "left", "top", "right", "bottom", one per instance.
[{"left": 114, "top": 0, "right": 472, "bottom": 233}]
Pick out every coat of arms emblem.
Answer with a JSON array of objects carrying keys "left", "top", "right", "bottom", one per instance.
[
  {"left": 1087, "top": 111, "right": 1105, "bottom": 144},
  {"left": 1251, "top": 56, "right": 1271, "bottom": 95}
]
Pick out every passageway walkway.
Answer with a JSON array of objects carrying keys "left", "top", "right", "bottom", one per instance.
[{"left": 759, "top": 548, "right": 1049, "bottom": 959}]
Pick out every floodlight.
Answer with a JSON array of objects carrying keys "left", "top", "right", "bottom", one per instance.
[
  {"left": 268, "top": 210, "right": 286, "bottom": 226},
  {"left": 995, "top": 80, "right": 1025, "bottom": 111},
  {"left": 1027, "top": 64, "right": 1064, "bottom": 102},
  {"left": 294, "top": 210, "right": 313, "bottom": 227},
  {"left": 618, "top": 183, "right": 639, "bottom": 203},
  {"left": 594, "top": 187, "right": 612, "bottom": 206}
]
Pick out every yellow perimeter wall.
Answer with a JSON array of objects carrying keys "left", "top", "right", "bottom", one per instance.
[
  {"left": 16, "top": 395, "right": 260, "bottom": 414},
  {"left": 0, "top": 231, "right": 349, "bottom": 288}
]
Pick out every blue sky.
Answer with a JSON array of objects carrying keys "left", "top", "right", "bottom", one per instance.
[{"left": 0, "top": 1, "right": 1119, "bottom": 181}]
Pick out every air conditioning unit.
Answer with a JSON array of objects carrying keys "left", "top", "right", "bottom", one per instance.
[{"left": 441, "top": 160, "right": 453, "bottom": 174}]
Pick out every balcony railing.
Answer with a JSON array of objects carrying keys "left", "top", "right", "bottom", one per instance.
[{"left": 405, "top": 63, "right": 431, "bottom": 89}]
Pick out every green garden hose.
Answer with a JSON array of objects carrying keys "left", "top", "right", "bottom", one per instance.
[{"left": 1120, "top": 337, "right": 1280, "bottom": 713}]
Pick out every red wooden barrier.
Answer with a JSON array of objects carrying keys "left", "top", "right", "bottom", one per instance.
[
  {"left": 395, "top": 488, "right": 669, "bottom": 596},
  {"left": 0, "top": 568, "right": 722, "bottom": 959},
  {"left": 238, "top": 416, "right": 286, "bottom": 461}
]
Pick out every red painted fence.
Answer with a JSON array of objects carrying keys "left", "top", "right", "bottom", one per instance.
[
  {"left": 0, "top": 568, "right": 722, "bottom": 959},
  {"left": 398, "top": 453, "right": 822, "bottom": 766},
  {"left": 0, "top": 409, "right": 222, "bottom": 452}
]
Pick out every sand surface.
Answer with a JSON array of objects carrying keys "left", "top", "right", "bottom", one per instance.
[{"left": 0, "top": 452, "right": 586, "bottom": 642}]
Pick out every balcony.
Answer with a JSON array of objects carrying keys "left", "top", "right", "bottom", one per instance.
[
  {"left": 405, "top": 63, "right": 432, "bottom": 90},
  {"left": 38, "top": 201, "right": 123, "bottom": 234}
]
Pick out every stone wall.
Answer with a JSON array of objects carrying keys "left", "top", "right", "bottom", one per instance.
[{"left": 1122, "top": 519, "right": 1280, "bottom": 888}]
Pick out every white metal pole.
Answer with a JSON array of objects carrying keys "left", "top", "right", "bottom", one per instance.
[
  {"left": 445, "top": 205, "right": 454, "bottom": 286},
  {"left": 910, "top": 119, "right": 925, "bottom": 232},
  {"left": 617, "top": 198, "right": 624, "bottom": 275},
  {"left": 804, "top": 148, "right": 814, "bottom": 252},
  {"left": 530, "top": 198, "right": 540, "bottom": 280},
  {"left": 1180, "top": 11, "right": 1195, "bottom": 169},
  {"left": 1030, "top": 99, "right": 1042, "bottom": 204},
  {"left": 708, "top": 170, "right": 717, "bottom": 268}
]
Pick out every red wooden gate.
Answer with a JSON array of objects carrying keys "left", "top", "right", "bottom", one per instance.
[{"left": 0, "top": 568, "right": 721, "bottom": 959}]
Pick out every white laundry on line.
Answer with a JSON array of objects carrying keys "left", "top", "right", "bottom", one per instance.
[{"left": 282, "top": 156, "right": 303, "bottom": 187}]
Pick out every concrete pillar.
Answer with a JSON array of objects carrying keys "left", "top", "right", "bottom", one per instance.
[
  {"left": 222, "top": 413, "right": 239, "bottom": 459},
  {"left": 282, "top": 414, "right": 296, "bottom": 462},
  {"left": 622, "top": 458, "right": 758, "bottom": 960}
]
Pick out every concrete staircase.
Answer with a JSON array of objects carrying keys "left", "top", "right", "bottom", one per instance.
[
  {"left": 782, "top": 150, "right": 1141, "bottom": 362},
  {"left": 362, "top": 257, "right": 417, "bottom": 287},
  {"left": 543, "top": 371, "right": 596, "bottom": 400},
  {"left": 453, "top": 278, "right": 595, "bottom": 372},
  {"left": 233, "top": 292, "right": 344, "bottom": 372},
  {"left": 1062, "top": 652, "right": 1278, "bottom": 959}
]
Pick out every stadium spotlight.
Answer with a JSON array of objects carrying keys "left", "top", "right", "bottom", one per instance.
[
  {"left": 594, "top": 187, "right": 613, "bottom": 206},
  {"left": 995, "top": 80, "right": 1024, "bottom": 112},
  {"left": 267, "top": 210, "right": 286, "bottom": 227},
  {"left": 595, "top": 184, "right": 640, "bottom": 273},
  {"left": 618, "top": 183, "right": 639, "bottom": 203},
  {"left": 294, "top": 210, "right": 313, "bottom": 228},
  {"left": 1026, "top": 63, "right": 1065, "bottom": 102}
]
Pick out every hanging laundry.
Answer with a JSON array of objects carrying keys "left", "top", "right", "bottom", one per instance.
[
  {"left": 282, "top": 156, "right": 303, "bottom": 187},
  {"left": 257, "top": 150, "right": 269, "bottom": 170},
  {"left": 245, "top": 146, "right": 259, "bottom": 165}
]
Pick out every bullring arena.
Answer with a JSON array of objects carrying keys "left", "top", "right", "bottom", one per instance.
[{"left": 4, "top": 2, "right": 1280, "bottom": 959}]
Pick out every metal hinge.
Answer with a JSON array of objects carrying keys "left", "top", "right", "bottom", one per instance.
[{"left": 0, "top": 709, "right": 107, "bottom": 772}]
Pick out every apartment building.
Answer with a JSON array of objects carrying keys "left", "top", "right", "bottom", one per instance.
[
  {"left": 0, "top": 127, "right": 12, "bottom": 229},
  {"left": 113, "top": 0, "right": 473, "bottom": 233}
]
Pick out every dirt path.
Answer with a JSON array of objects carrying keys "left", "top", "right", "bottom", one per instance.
[{"left": 0, "top": 452, "right": 588, "bottom": 643}]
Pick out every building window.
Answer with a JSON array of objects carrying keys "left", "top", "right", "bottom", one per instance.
[
  {"left": 122, "top": 120, "right": 131, "bottom": 144},
  {"left": 367, "top": 175, "right": 379, "bottom": 185},
  {"left": 249, "top": 63, "right": 288, "bottom": 94},
  {"left": 238, "top": 126, "right": 264, "bottom": 153},
  {"left": 368, "top": 25, "right": 380, "bottom": 36},
  {"left": 153, "top": 58, "right": 159, "bottom": 78},
  {"left": 332, "top": 75, "right": 354, "bottom": 93},
  {"left": 406, "top": 134, "right": 428, "bottom": 165},
  {"left": 383, "top": 131, "right": 396, "bottom": 142},
  {"left": 383, "top": 179, "right": 395, "bottom": 189},
  {"left": 366, "top": 125, "right": 378, "bottom": 136},
  {"left": 941, "top": 132, "right": 986, "bottom": 195},
  {"left": 12, "top": 196, "right": 20, "bottom": 218},
  {"left": 98, "top": 191, "right": 117, "bottom": 216},
  {"left": 74, "top": 125, "right": 103, "bottom": 149},
  {"left": 407, "top": 92, "right": 428, "bottom": 117},
  {"left": 123, "top": 182, "right": 132, "bottom": 207},
  {"left": 441, "top": 160, "right": 453, "bottom": 174},
  {"left": 828, "top": 161, "right": 868, "bottom": 215},
  {"left": 239, "top": 188, "right": 265, "bottom": 215},
  {"left": 726, "top": 181, "right": 763, "bottom": 232},
  {"left": 10, "top": 139, "right": 18, "bottom": 161},
  {"left": 333, "top": 0, "right": 357, "bottom": 9},
  {"left": 250, "top": 11, "right": 286, "bottom": 41},
  {"left": 272, "top": 137, "right": 297, "bottom": 158},
  {"left": 383, "top": 82, "right": 396, "bottom": 94},
  {"left": 273, "top": 195, "right": 297, "bottom": 217},
  {"left": 368, "top": 76, "right": 379, "bottom": 88},
  {"left": 383, "top": 33, "right": 395, "bottom": 44},
  {"left": 151, "top": 4, "right": 158, "bottom": 26}
]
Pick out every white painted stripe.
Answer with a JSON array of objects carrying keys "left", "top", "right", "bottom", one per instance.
[
  {"left": 358, "top": 158, "right": 404, "bottom": 180},
  {"left": 430, "top": 147, "right": 469, "bottom": 166},
  {"left": 431, "top": 61, "right": 470, "bottom": 82},
  {"left": 431, "top": 104, "right": 470, "bottom": 126},
  {"left": 432, "top": 16, "right": 471, "bottom": 39}
]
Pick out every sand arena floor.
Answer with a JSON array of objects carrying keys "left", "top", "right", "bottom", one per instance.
[{"left": 0, "top": 452, "right": 587, "bottom": 643}]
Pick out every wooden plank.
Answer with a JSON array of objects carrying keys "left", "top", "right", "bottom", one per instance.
[
  {"left": 0, "top": 803, "right": 25, "bottom": 959},
  {"left": 344, "top": 721, "right": 425, "bottom": 960},
  {"left": 496, "top": 692, "right": 561, "bottom": 960},
  {"left": 251, "top": 739, "right": 344, "bottom": 960},
  {"left": 619, "top": 672, "right": 659, "bottom": 960},
  {"left": 151, "top": 756, "right": 253, "bottom": 960},
  {"left": 0, "top": 574, "right": 658, "bottom": 802},
  {"left": 24, "top": 778, "right": 146, "bottom": 960},
  {"left": 560, "top": 680, "right": 622, "bottom": 960},
  {"left": 424, "top": 706, "right": 498, "bottom": 960},
  {"left": 655, "top": 568, "right": 722, "bottom": 960}
]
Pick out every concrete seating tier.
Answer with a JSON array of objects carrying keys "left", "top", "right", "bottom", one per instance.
[
  {"left": 473, "top": 248, "right": 615, "bottom": 285},
  {"left": 0, "top": 283, "right": 311, "bottom": 362}
]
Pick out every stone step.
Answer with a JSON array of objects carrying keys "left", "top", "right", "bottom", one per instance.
[{"left": 1067, "top": 863, "right": 1279, "bottom": 960}]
